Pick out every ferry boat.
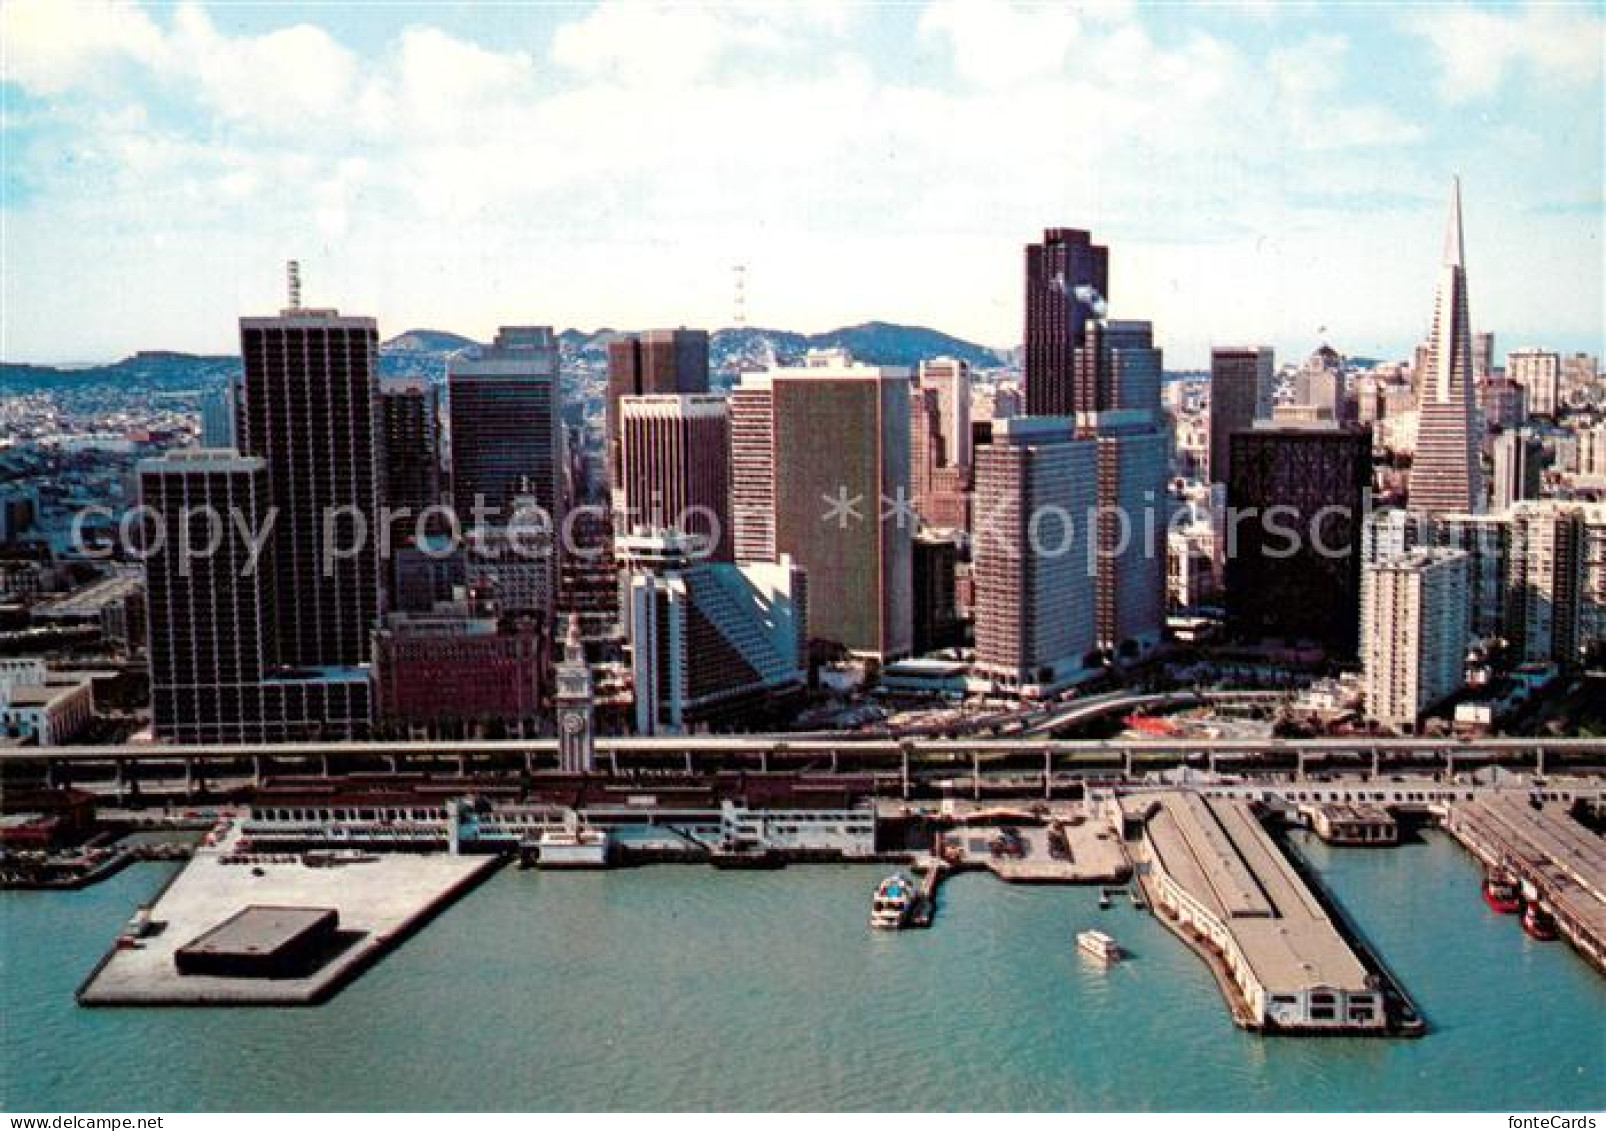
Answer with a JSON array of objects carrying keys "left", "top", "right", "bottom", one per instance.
[
  {"left": 1482, "top": 869, "right": 1522, "bottom": 914},
  {"left": 535, "top": 826, "right": 611, "bottom": 869},
  {"left": 1522, "top": 903, "right": 1559, "bottom": 941},
  {"left": 870, "top": 874, "right": 918, "bottom": 930},
  {"left": 1077, "top": 929, "right": 1123, "bottom": 962}
]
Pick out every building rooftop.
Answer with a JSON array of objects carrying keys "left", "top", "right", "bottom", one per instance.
[
  {"left": 177, "top": 905, "right": 338, "bottom": 959},
  {"left": 1147, "top": 792, "right": 1371, "bottom": 993}
]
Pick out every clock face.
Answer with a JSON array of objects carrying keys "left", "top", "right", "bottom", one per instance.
[{"left": 561, "top": 712, "right": 586, "bottom": 734}]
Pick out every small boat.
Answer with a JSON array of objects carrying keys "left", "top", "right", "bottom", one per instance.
[
  {"left": 871, "top": 873, "right": 918, "bottom": 930},
  {"left": 536, "top": 825, "right": 611, "bottom": 869},
  {"left": 1522, "top": 903, "right": 1559, "bottom": 941},
  {"left": 1078, "top": 929, "right": 1123, "bottom": 962},
  {"left": 1483, "top": 869, "right": 1522, "bottom": 914},
  {"left": 1098, "top": 890, "right": 1112, "bottom": 909}
]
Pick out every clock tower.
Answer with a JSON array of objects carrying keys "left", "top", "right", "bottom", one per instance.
[{"left": 554, "top": 612, "right": 595, "bottom": 773}]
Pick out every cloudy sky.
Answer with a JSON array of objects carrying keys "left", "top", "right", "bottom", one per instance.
[{"left": 2, "top": 0, "right": 1601, "bottom": 366}]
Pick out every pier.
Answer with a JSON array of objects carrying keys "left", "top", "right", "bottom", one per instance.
[
  {"left": 1444, "top": 794, "right": 1606, "bottom": 974},
  {"left": 78, "top": 826, "right": 500, "bottom": 1006},
  {"left": 1131, "top": 792, "right": 1408, "bottom": 1035}
]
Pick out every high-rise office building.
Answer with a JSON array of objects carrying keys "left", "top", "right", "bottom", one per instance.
[
  {"left": 1225, "top": 424, "right": 1372, "bottom": 656},
  {"left": 911, "top": 532, "right": 963, "bottom": 655},
  {"left": 1099, "top": 320, "right": 1164, "bottom": 418},
  {"left": 625, "top": 531, "right": 806, "bottom": 735},
  {"left": 1092, "top": 423, "right": 1169, "bottom": 654},
  {"left": 1209, "top": 346, "right": 1274, "bottom": 486},
  {"left": 606, "top": 329, "right": 710, "bottom": 484},
  {"left": 378, "top": 377, "right": 442, "bottom": 523},
  {"left": 141, "top": 450, "right": 275, "bottom": 743},
  {"left": 448, "top": 327, "right": 563, "bottom": 617},
  {"left": 618, "top": 394, "right": 731, "bottom": 559},
  {"left": 448, "top": 326, "right": 563, "bottom": 529},
  {"left": 1411, "top": 178, "right": 1482, "bottom": 515},
  {"left": 917, "top": 357, "right": 973, "bottom": 469},
  {"left": 1361, "top": 548, "right": 1470, "bottom": 729},
  {"left": 1490, "top": 429, "right": 1543, "bottom": 513},
  {"left": 1507, "top": 348, "right": 1562, "bottom": 418},
  {"left": 140, "top": 450, "right": 370, "bottom": 742},
  {"left": 239, "top": 305, "right": 383, "bottom": 669},
  {"left": 199, "top": 381, "right": 238, "bottom": 449},
  {"left": 730, "top": 350, "right": 912, "bottom": 660},
  {"left": 909, "top": 363, "right": 973, "bottom": 533},
  {"left": 1024, "top": 228, "right": 1108, "bottom": 416},
  {"left": 1473, "top": 331, "right": 1495, "bottom": 383},
  {"left": 971, "top": 416, "right": 1098, "bottom": 697}
]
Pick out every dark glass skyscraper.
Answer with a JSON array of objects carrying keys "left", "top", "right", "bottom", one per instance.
[
  {"left": 239, "top": 307, "right": 383, "bottom": 670},
  {"left": 1024, "top": 228, "right": 1108, "bottom": 416},
  {"left": 448, "top": 326, "right": 563, "bottom": 529},
  {"left": 1225, "top": 424, "right": 1372, "bottom": 656},
  {"left": 378, "top": 377, "right": 442, "bottom": 524}
]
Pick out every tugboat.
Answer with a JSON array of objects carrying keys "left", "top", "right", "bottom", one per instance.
[
  {"left": 1482, "top": 868, "right": 1522, "bottom": 914},
  {"left": 1522, "top": 902, "right": 1559, "bottom": 941},
  {"left": 870, "top": 874, "right": 918, "bottom": 930}
]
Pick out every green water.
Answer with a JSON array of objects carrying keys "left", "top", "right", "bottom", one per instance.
[{"left": 3, "top": 832, "right": 1603, "bottom": 1111}]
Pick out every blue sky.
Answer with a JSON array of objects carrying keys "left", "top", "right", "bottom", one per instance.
[{"left": 2, "top": 1, "right": 1602, "bottom": 367}]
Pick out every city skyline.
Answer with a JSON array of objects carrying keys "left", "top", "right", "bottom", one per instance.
[{"left": 3, "top": 0, "right": 1604, "bottom": 367}]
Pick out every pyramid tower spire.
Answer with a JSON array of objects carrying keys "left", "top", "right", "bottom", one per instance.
[{"left": 1442, "top": 175, "right": 1464, "bottom": 269}]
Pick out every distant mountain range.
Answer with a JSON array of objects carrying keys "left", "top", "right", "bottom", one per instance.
[{"left": 0, "top": 321, "right": 1010, "bottom": 395}]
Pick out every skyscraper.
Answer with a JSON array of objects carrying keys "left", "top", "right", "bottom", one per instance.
[
  {"left": 1225, "top": 424, "right": 1372, "bottom": 657},
  {"left": 140, "top": 450, "right": 371, "bottom": 742},
  {"left": 1490, "top": 429, "right": 1543, "bottom": 513},
  {"left": 199, "top": 381, "right": 238, "bottom": 449},
  {"left": 1209, "top": 346, "right": 1274, "bottom": 486},
  {"left": 730, "top": 349, "right": 912, "bottom": 660},
  {"left": 448, "top": 326, "right": 563, "bottom": 530},
  {"left": 606, "top": 328, "right": 710, "bottom": 484},
  {"left": 971, "top": 416, "right": 1098, "bottom": 697},
  {"left": 617, "top": 393, "right": 732, "bottom": 559},
  {"left": 378, "top": 377, "right": 442, "bottom": 523},
  {"left": 1092, "top": 425, "right": 1169, "bottom": 654},
  {"left": 141, "top": 450, "right": 276, "bottom": 743},
  {"left": 916, "top": 357, "right": 973, "bottom": 468},
  {"left": 1473, "top": 331, "right": 1495, "bottom": 383},
  {"left": 1361, "top": 548, "right": 1470, "bottom": 729},
  {"left": 1024, "top": 228, "right": 1108, "bottom": 416},
  {"left": 239, "top": 305, "right": 383, "bottom": 669},
  {"left": 624, "top": 531, "right": 806, "bottom": 735},
  {"left": 1075, "top": 318, "right": 1169, "bottom": 655},
  {"left": 1411, "top": 178, "right": 1483, "bottom": 515}
]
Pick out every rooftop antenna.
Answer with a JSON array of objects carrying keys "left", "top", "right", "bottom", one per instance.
[
  {"left": 732, "top": 263, "right": 748, "bottom": 328},
  {"left": 286, "top": 260, "right": 302, "bottom": 311}
]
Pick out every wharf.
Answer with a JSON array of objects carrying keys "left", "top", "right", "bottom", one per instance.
[
  {"left": 1444, "top": 794, "right": 1606, "bottom": 973},
  {"left": 942, "top": 815, "right": 1130, "bottom": 884},
  {"left": 78, "top": 836, "right": 499, "bottom": 1006},
  {"left": 1130, "top": 792, "right": 1412, "bottom": 1035}
]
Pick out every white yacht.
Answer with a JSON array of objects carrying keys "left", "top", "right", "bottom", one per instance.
[{"left": 870, "top": 874, "right": 918, "bottom": 930}]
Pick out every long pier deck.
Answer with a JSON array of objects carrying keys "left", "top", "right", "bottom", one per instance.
[
  {"left": 1444, "top": 795, "right": 1606, "bottom": 973},
  {"left": 1132, "top": 792, "right": 1405, "bottom": 1034}
]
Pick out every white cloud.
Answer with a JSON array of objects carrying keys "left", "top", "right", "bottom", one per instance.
[
  {"left": 1404, "top": 1, "right": 1605, "bottom": 103},
  {"left": 0, "top": 1, "right": 1598, "bottom": 366},
  {"left": 0, "top": 0, "right": 166, "bottom": 94}
]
